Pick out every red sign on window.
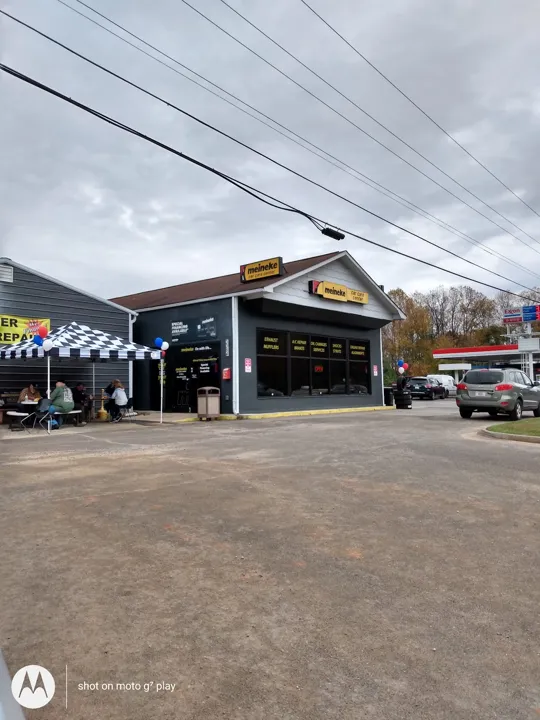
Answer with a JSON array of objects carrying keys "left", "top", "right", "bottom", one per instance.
[{"left": 314, "top": 365, "right": 324, "bottom": 373}]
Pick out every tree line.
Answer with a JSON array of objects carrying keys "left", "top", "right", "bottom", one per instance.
[{"left": 382, "top": 285, "right": 540, "bottom": 383}]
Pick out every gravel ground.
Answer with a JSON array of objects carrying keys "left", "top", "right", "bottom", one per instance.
[{"left": 1, "top": 401, "right": 539, "bottom": 719}]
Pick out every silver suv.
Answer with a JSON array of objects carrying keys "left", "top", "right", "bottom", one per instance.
[{"left": 456, "top": 368, "right": 540, "bottom": 420}]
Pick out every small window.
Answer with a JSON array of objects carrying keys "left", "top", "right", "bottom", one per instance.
[
  {"left": 257, "top": 330, "right": 287, "bottom": 356},
  {"left": 349, "top": 361, "right": 370, "bottom": 394},
  {"left": 329, "top": 361, "right": 347, "bottom": 394},
  {"left": 257, "top": 356, "right": 288, "bottom": 396},
  {"left": 330, "top": 339, "right": 346, "bottom": 359},
  {"left": 520, "top": 372, "right": 533, "bottom": 386},
  {"left": 310, "top": 336, "right": 329, "bottom": 357},
  {"left": 348, "top": 341, "right": 367, "bottom": 360},
  {"left": 291, "top": 358, "right": 310, "bottom": 396},
  {"left": 290, "top": 333, "right": 309, "bottom": 356},
  {"left": 311, "top": 359, "right": 329, "bottom": 394}
]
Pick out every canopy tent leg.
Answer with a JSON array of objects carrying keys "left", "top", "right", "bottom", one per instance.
[
  {"left": 160, "top": 357, "right": 164, "bottom": 424},
  {"left": 47, "top": 353, "right": 51, "bottom": 398}
]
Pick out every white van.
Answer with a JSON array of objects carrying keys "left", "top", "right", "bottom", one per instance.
[{"left": 427, "top": 374, "right": 457, "bottom": 397}]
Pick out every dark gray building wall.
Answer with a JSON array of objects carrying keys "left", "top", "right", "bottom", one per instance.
[
  {"left": 0, "top": 263, "right": 132, "bottom": 396},
  {"left": 132, "top": 298, "right": 233, "bottom": 413},
  {"left": 238, "top": 299, "right": 384, "bottom": 413}
]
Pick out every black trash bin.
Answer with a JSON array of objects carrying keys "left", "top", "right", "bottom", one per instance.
[{"left": 383, "top": 387, "right": 394, "bottom": 407}]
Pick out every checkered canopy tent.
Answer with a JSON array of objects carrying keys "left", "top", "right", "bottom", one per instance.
[{"left": 0, "top": 321, "right": 161, "bottom": 360}]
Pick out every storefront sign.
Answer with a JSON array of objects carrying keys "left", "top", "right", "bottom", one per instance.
[
  {"left": 290, "top": 334, "right": 309, "bottom": 355},
  {"left": 172, "top": 318, "right": 218, "bottom": 342},
  {"left": 240, "top": 257, "right": 283, "bottom": 283},
  {"left": 0, "top": 314, "right": 51, "bottom": 344},
  {"left": 308, "top": 280, "right": 368, "bottom": 305},
  {"left": 245, "top": 358, "right": 252, "bottom": 373}
]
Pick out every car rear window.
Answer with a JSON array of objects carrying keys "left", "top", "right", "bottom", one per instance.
[
  {"left": 463, "top": 370, "right": 503, "bottom": 385},
  {"left": 410, "top": 377, "right": 427, "bottom": 383}
]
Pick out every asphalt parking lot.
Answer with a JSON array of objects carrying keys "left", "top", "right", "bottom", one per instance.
[{"left": 1, "top": 401, "right": 539, "bottom": 719}]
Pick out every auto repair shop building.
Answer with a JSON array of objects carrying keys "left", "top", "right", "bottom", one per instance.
[{"left": 112, "top": 251, "right": 404, "bottom": 415}]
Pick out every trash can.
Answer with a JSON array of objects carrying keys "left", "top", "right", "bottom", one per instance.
[
  {"left": 197, "top": 386, "right": 220, "bottom": 420},
  {"left": 383, "top": 387, "right": 394, "bottom": 407}
]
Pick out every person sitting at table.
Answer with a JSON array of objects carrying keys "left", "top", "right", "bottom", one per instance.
[
  {"left": 104, "top": 379, "right": 117, "bottom": 418},
  {"left": 72, "top": 382, "right": 93, "bottom": 426},
  {"left": 48, "top": 380, "right": 75, "bottom": 428},
  {"left": 17, "top": 383, "right": 41, "bottom": 403},
  {"left": 110, "top": 379, "right": 128, "bottom": 423}
]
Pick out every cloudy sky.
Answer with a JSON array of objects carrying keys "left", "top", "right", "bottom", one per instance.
[{"left": 1, "top": 0, "right": 540, "bottom": 301}]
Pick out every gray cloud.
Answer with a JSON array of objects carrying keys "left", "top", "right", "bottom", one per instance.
[{"left": 1, "top": 0, "right": 540, "bottom": 300}]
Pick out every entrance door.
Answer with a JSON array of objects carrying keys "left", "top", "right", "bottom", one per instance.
[{"left": 166, "top": 342, "right": 221, "bottom": 412}]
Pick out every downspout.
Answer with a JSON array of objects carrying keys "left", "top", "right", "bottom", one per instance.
[
  {"left": 129, "top": 313, "right": 136, "bottom": 396},
  {"left": 231, "top": 296, "right": 240, "bottom": 415}
]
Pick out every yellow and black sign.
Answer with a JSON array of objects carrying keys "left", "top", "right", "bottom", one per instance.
[
  {"left": 308, "top": 280, "right": 368, "bottom": 305},
  {"left": 0, "top": 314, "right": 51, "bottom": 344},
  {"left": 240, "top": 257, "right": 283, "bottom": 283}
]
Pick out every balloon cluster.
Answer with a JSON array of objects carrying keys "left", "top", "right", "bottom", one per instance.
[
  {"left": 33, "top": 325, "right": 54, "bottom": 352},
  {"left": 154, "top": 337, "right": 169, "bottom": 358},
  {"left": 397, "top": 358, "right": 409, "bottom": 375}
]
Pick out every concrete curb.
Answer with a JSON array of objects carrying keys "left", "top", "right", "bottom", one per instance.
[
  {"left": 481, "top": 427, "right": 540, "bottom": 444},
  {"left": 238, "top": 405, "right": 394, "bottom": 420}
]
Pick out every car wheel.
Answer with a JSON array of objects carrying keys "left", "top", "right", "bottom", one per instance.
[
  {"left": 534, "top": 405, "right": 540, "bottom": 418},
  {"left": 509, "top": 399, "right": 523, "bottom": 422},
  {"left": 430, "top": 392, "right": 435, "bottom": 400},
  {"left": 440, "top": 391, "right": 446, "bottom": 399},
  {"left": 459, "top": 408, "right": 473, "bottom": 418}
]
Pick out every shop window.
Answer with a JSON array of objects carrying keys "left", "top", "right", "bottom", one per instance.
[
  {"left": 330, "top": 339, "right": 346, "bottom": 359},
  {"left": 349, "top": 341, "right": 367, "bottom": 360},
  {"left": 290, "top": 333, "right": 309, "bottom": 356},
  {"left": 311, "top": 359, "right": 329, "bottom": 394},
  {"left": 349, "top": 361, "right": 370, "bottom": 394},
  {"left": 310, "top": 335, "right": 329, "bottom": 357},
  {"left": 291, "top": 358, "right": 311, "bottom": 396},
  {"left": 257, "top": 356, "right": 288, "bottom": 397},
  {"left": 257, "top": 330, "right": 287, "bottom": 356},
  {"left": 329, "top": 361, "right": 347, "bottom": 393}
]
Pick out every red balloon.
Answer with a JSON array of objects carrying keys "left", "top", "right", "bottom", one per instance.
[
  {"left": 38, "top": 325, "right": 48, "bottom": 339},
  {"left": 403, "top": 362, "right": 409, "bottom": 370},
  {"left": 161, "top": 350, "right": 166, "bottom": 358}
]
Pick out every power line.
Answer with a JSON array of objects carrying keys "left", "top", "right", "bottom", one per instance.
[
  {"left": 1, "top": 61, "right": 538, "bottom": 303},
  {"left": 53, "top": 0, "right": 540, "bottom": 283},
  {"left": 193, "top": 0, "right": 540, "bottom": 248},
  {"left": 5, "top": 11, "right": 540, "bottom": 294},
  {"left": 298, "top": 0, "right": 540, "bottom": 220}
]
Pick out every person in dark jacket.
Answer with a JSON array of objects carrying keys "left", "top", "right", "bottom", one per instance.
[{"left": 72, "top": 383, "right": 93, "bottom": 425}]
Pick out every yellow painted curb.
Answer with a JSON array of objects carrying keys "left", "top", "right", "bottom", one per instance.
[{"left": 238, "top": 405, "right": 394, "bottom": 420}]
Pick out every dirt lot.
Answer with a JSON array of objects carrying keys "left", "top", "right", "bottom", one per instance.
[{"left": 1, "top": 403, "right": 539, "bottom": 719}]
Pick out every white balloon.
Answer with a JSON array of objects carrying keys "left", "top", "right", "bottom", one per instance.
[
  {"left": 43, "top": 339, "right": 54, "bottom": 352},
  {"left": 398, "top": 366, "right": 405, "bottom": 374},
  {"left": 160, "top": 341, "right": 170, "bottom": 351}
]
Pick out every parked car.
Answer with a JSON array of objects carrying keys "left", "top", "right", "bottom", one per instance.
[
  {"left": 427, "top": 374, "right": 457, "bottom": 397},
  {"left": 456, "top": 368, "right": 540, "bottom": 420},
  {"left": 408, "top": 376, "right": 446, "bottom": 400}
]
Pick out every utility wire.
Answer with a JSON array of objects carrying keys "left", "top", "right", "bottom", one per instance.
[
  {"left": 298, "top": 0, "right": 540, "bottom": 220},
  {"left": 53, "top": 0, "right": 540, "bottom": 282},
  {"left": 5, "top": 11, "right": 540, "bottom": 294},
  {"left": 196, "top": 0, "right": 540, "bottom": 247},
  {"left": 1, "top": 60, "right": 538, "bottom": 303}
]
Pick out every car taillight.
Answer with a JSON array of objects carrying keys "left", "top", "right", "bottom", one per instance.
[
  {"left": 456, "top": 383, "right": 467, "bottom": 390},
  {"left": 495, "top": 383, "right": 513, "bottom": 391}
]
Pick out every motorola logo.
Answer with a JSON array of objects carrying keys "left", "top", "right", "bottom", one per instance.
[{"left": 11, "top": 665, "right": 55, "bottom": 709}]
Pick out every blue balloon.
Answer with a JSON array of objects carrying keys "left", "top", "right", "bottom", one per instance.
[
  {"left": 33, "top": 335, "right": 43, "bottom": 346},
  {"left": 154, "top": 337, "right": 163, "bottom": 348},
  {"left": 397, "top": 359, "right": 404, "bottom": 367}
]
